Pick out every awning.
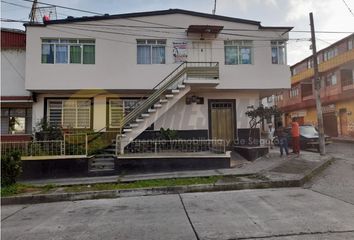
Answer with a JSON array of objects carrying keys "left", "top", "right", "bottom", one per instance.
[{"left": 187, "top": 25, "right": 223, "bottom": 37}]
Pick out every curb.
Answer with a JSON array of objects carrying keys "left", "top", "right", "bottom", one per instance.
[
  {"left": 332, "top": 138, "right": 354, "bottom": 144},
  {"left": 299, "top": 156, "right": 334, "bottom": 185},
  {"left": 1, "top": 157, "right": 334, "bottom": 206},
  {"left": 1, "top": 179, "right": 302, "bottom": 205}
]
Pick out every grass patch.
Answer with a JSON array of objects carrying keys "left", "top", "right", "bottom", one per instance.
[
  {"left": 1, "top": 183, "right": 56, "bottom": 197},
  {"left": 65, "top": 176, "right": 222, "bottom": 193}
]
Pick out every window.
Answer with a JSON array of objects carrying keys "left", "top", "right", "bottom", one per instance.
[
  {"left": 137, "top": 39, "right": 166, "bottom": 64},
  {"left": 108, "top": 99, "right": 154, "bottom": 130},
  {"left": 224, "top": 40, "right": 253, "bottom": 65},
  {"left": 1, "top": 108, "right": 32, "bottom": 134},
  {"left": 41, "top": 39, "right": 95, "bottom": 64},
  {"left": 290, "top": 87, "right": 299, "bottom": 98},
  {"left": 323, "top": 47, "right": 338, "bottom": 61},
  {"left": 348, "top": 36, "right": 354, "bottom": 50},
  {"left": 274, "top": 94, "right": 283, "bottom": 103},
  {"left": 325, "top": 73, "right": 337, "bottom": 86},
  {"left": 47, "top": 99, "right": 91, "bottom": 128},
  {"left": 271, "top": 41, "right": 286, "bottom": 64},
  {"left": 341, "top": 69, "right": 354, "bottom": 87}
]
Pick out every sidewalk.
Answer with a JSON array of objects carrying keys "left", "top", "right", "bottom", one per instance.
[
  {"left": 332, "top": 136, "right": 354, "bottom": 144},
  {"left": 3, "top": 148, "right": 333, "bottom": 205}
]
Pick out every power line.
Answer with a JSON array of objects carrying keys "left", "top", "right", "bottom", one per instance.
[
  {"left": 21, "top": 0, "right": 102, "bottom": 15},
  {"left": 341, "top": 0, "right": 354, "bottom": 17}
]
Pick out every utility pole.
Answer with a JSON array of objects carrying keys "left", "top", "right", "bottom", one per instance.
[{"left": 309, "top": 12, "right": 326, "bottom": 155}]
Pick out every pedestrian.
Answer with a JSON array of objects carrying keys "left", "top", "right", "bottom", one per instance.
[
  {"left": 267, "top": 123, "right": 275, "bottom": 149},
  {"left": 275, "top": 122, "right": 289, "bottom": 157},
  {"left": 291, "top": 118, "right": 300, "bottom": 157}
]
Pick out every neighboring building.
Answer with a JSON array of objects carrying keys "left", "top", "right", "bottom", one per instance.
[
  {"left": 24, "top": 9, "right": 292, "bottom": 151},
  {"left": 1, "top": 28, "right": 33, "bottom": 142},
  {"left": 276, "top": 33, "right": 354, "bottom": 137}
]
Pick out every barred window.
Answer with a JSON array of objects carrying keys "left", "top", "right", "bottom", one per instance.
[{"left": 47, "top": 99, "right": 91, "bottom": 128}]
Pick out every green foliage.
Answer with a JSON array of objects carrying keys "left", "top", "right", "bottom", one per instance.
[
  {"left": 1, "top": 151, "right": 22, "bottom": 186},
  {"left": 159, "top": 128, "right": 178, "bottom": 140},
  {"left": 245, "top": 105, "right": 282, "bottom": 129},
  {"left": 34, "top": 118, "right": 63, "bottom": 140}
]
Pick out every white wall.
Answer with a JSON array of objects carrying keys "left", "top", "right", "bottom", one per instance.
[
  {"left": 26, "top": 13, "right": 291, "bottom": 91},
  {"left": 1, "top": 50, "right": 30, "bottom": 96},
  {"left": 155, "top": 90, "right": 259, "bottom": 130},
  {"left": 33, "top": 90, "right": 259, "bottom": 132}
]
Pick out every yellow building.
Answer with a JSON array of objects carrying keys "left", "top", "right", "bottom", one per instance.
[{"left": 277, "top": 33, "right": 354, "bottom": 137}]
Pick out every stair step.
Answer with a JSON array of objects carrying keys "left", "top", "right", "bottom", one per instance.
[
  {"left": 160, "top": 99, "right": 168, "bottom": 104},
  {"left": 123, "top": 128, "right": 133, "bottom": 132},
  {"left": 141, "top": 113, "right": 150, "bottom": 118},
  {"left": 178, "top": 84, "right": 186, "bottom": 89},
  {"left": 91, "top": 162, "right": 114, "bottom": 168},
  {"left": 136, "top": 118, "right": 144, "bottom": 122},
  {"left": 129, "top": 123, "right": 139, "bottom": 128},
  {"left": 154, "top": 104, "right": 162, "bottom": 108},
  {"left": 172, "top": 89, "right": 180, "bottom": 94},
  {"left": 148, "top": 108, "right": 156, "bottom": 113},
  {"left": 165, "top": 94, "right": 174, "bottom": 98}
]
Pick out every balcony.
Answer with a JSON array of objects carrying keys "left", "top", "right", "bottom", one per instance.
[{"left": 292, "top": 48, "right": 354, "bottom": 84}]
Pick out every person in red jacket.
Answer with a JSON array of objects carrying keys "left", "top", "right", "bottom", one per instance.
[{"left": 291, "top": 118, "right": 300, "bottom": 157}]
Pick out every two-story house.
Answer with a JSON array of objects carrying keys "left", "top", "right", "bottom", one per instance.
[
  {"left": 25, "top": 9, "right": 292, "bottom": 153},
  {"left": 1, "top": 28, "right": 32, "bottom": 142},
  {"left": 277, "top": 33, "right": 354, "bottom": 137}
]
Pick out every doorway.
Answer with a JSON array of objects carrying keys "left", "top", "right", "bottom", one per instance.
[
  {"left": 208, "top": 100, "right": 236, "bottom": 144},
  {"left": 189, "top": 41, "right": 212, "bottom": 62},
  {"left": 339, "top": 108, "right": 348, "bottom": 136}
]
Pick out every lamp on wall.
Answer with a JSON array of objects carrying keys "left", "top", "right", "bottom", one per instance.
[{"left": 186, "top": 95, "right": 204, "bottom": 105}]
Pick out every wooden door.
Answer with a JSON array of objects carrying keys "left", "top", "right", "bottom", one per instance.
[
  {"left": 323, "top": 112, "right": 338, "bottom": 137},
  {"left": 209, "top": 100, "right": 236, "bottom": 144},
  {"left": 339, "top": 109, "right": 348, "bottom": 136}
]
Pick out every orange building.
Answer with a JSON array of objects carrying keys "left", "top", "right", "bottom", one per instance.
[{"left": 276, "top": 33, "right": 354, "bottom": 137}]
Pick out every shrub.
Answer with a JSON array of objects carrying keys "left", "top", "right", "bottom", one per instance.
[{"left": 1, "top": 151, "right": 22, "bottom": 187}]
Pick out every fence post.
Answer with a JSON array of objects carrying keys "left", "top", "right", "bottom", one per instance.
[
  {"left": 85, "top": 134, "right": 88, "bottom": 156},
  {"left": 63, "top": 134, "right": 66, "bottom": 155}
]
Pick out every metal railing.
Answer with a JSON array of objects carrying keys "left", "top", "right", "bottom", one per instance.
[
  {"left": 121, "top": 62, "right": 219, "bottom": 132},
  {"left": 1, "top": 134, "right": 89, "bottom": 157},
  {"left": 1, "top": 141, "right": 64, "bottom": 157},
  {"left": 118, "top": 139, "right": 226, "bottom": 155}
]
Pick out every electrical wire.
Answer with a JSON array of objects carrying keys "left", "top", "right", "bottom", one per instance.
[{"left": 341, "top": 0, "right": 354, "bottom": 17}]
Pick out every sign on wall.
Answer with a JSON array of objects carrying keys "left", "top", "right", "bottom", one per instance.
[{"left": 173, "top": 42, "right": 188, "bottom": 63}]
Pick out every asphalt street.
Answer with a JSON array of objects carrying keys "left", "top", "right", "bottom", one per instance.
[
  {"left": 304, "top": 142, "right": 354, "bottom": 205},
  {"left": 2, "top": 142, "right": 354, "bottom": 240}
]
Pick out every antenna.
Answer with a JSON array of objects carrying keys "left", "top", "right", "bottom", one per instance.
[
  {"left": 28, "top": 0, "right": 58, "bottom": 23},
  {"left": 212, "top": 0, "right": 217, "bottom": 15},
  {"left": 29, "top": 0, "right": 38, "bottom": 22}
]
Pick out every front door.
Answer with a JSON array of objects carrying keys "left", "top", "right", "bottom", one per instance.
[
  {"left": 339, "top": 108, "right": 348, "bottom": 136},
  {"left": 189, "top": 41, "right": 212, "bottom": 62},
  {"left": 208, "top": 100, "right": 236, "bottom": 144},
  {"left": 323, "top": 112, "right": 338, "bottom": 137}
]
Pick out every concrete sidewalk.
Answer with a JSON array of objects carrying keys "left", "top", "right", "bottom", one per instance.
[
  {"left": 0, "top": 148, "right": 333, "bottom": 205},
  {"left": 21, "top": 149, "right": 319, "bottom": 187}
]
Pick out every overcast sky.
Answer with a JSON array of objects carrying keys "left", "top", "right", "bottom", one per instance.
[{"left": 2, "top": 0, "right": 354, "bottom": 65}]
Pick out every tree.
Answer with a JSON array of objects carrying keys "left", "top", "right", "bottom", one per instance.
[{"left": 245, "top": 105, "right": 282, "bottom": 145}]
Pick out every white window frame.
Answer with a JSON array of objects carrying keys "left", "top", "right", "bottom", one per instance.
[
  {"left": 41, "top": 38, "right": 95, "bottom": 64},
  {"left": 47, "top": 99, "right": 91, "bottom": 129},
  {"left": 224, "top": 40, "right": 253, "bottom": 65},
  {"left": 137, "top": 39, "right": 166, "bottom": 64},
  {"left": 271, "top": 41, "right": 286, "bottom": 65}
]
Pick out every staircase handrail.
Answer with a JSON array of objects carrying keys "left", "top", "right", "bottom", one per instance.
[{"left": 121, "top": 62, "right": 218, "bottom": 130}]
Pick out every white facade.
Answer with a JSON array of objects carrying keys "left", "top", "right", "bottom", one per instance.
[{"left": 25, "top": 9, "right": 292, "bottom": 141}]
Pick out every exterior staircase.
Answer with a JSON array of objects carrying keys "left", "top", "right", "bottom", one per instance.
[{"left": 116, "top": 62, "right": 219, "bottom": 154}]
